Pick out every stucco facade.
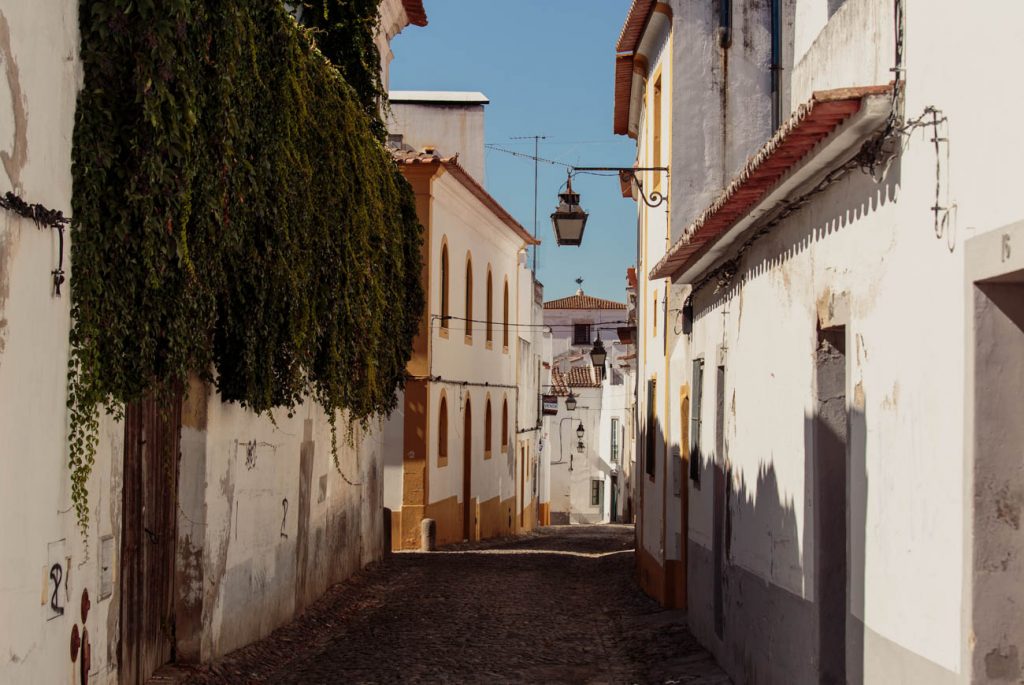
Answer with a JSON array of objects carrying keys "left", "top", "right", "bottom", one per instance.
[
  {"left": 0, "top": 2, "right": 420, "bottom": 683},
  {"left": 617, "top": 0, "right": 1024, "bottom": 683},
  {"left": 383, "top": 97, "right": 548, "bottom": 549}
]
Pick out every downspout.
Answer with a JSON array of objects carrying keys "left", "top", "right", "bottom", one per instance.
[{"left": 770, "top": 0, "right": 782, "bottom": 130}]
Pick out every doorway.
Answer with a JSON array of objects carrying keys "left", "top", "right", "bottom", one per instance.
[
  {"left": 463, "top": 398, "right": 472, "bottom": 541},
  {"left": 120, "top": 390, "right": 182, "bottom": 684},
  {"left": 815, "top": 326, "right": 847, "bottom": 685},
  {"left": 968, "top": 226, "right": 1024, "bottom": 681}
]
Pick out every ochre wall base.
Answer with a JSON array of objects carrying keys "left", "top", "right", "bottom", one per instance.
[{"left": 637, "top": 545, "right": 666, "bottom": 605}]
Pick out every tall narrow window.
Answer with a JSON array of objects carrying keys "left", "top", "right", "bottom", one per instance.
[
  {"left": 653, "top": 76, "right": 663, "bottom": 190},
  {"left": 440, "top": 244, "right": 449, "bottom": 329},
  {"left": 501, "top": 397, "right": 509, "bottom": 452},
  {"left": 591, "top": 479, "right": 604, "bottom": 507},
  {"left": 438, "top": 395, "right": 449, "bottom": 463},
  {"left": 690, "top": 359, "right": 704, "bottom": 485},
  {"left": 486, "top": 268, "right": 493, "bottom": 344},
  {"left": 610, "top": 418, "right": 620, "bottom": 463},
  {"left": 503, "top": 280, "right": 510, "bottom": 349},
  {"left": 465, "top": 255, "right": 473, "bottom": 340},
  {"left": 652, "top": 291, "right": 658, "bottom": 338},
  {"left": 484, "top": 397, "right": 493, "bottom": 458},
  {"left": 645, "top": 379, "right": 657, "bottom": 477}
]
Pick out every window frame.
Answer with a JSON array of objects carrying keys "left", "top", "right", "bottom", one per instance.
[
  {"left": 485, "top": 267, "right": 493, "bottom": 346},
  {"left": 438, "top": 393, "right": 449, "bottom": 466},
  {"left": 484, "top": 396, "right": 493, "bottom": 459},
  {"left": 440, "top": 242, "right": 450, "bottom": 335},
  {"left": 572, "top": 323, "right": 592, "bottom": 346},
  {"left": 464, "top": 253, "right": 473, "bottom": 344}
]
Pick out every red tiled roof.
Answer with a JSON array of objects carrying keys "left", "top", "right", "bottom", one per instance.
[
  {"left": 550, "top": 366, "right": 601, "bottom": 395},
  {"left": 544, "top": 292, "right": 627, "bottom": 310},
  {"left": 626, "top": 267, "right": 638, "bottom": 289},
  {"left": 613, "top": 54, "right": 633, "bottom": 136},
  {"left": 650, "top": 85, "right": 893, "bottom": 281},
  {"left": 394, "top": 150, "right": 539, "bottom": 246},
  {"left": 401, "top": 0, "right": 428, "bottom": 27},
  {"left": 616, "top": 0, "right": 656, "bottom": 53}
]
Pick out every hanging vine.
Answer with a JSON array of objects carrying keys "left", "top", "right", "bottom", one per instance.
[{"left": 70, "top": 0, "right": 423, "bottom": 533}]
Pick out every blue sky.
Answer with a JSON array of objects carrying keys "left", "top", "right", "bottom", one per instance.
[{"left": 390, "top": 0, "right": 637, "bottom": 303}]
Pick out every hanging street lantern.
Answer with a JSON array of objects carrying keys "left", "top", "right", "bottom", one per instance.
[
  {"left": 590, "top": 333, "right": 607, "bottom": 368},
  {"left": 550, "top": 173, "right": 588, "bottom": 246},
  {"left": 576, "top": 423, "right": 585, "bottom": 440},
  {"left": 565, "top": 391, "right": 577, "bottom": 412},
  {"left": 576, "top": 440, "right": 585, "bottom": 453}
]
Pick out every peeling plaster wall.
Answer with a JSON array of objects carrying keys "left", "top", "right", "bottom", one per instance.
[
  {"left": 0, "top": 2, "right": 126, "bottom": 683},
  {"left": 178, "top": 381, "right": 385, "bottom": 662}
]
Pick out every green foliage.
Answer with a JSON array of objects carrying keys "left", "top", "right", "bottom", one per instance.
[
  {"left": 297, "top": 0, "right": 388, "bottom": 139},
  {"left": 70, "top": 0, "right": 424, "bottom": 533}
]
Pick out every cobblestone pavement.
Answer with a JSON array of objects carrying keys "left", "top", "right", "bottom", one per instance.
[{"left": 174, "top": 525, "right": 730, "bottom": 684}]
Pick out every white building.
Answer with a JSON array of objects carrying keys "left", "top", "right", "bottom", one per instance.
[
  {"left": 382, "top": 92, "right": 551, "bottom": 548},
  {"left": 0, "top": 2, "right": 424, "bottom": 683},
  {"left": 615, "top": 0, "right": 1024, "bottom": 683},
  {"left": 543, "top": 288, "right": 633, "bottom": 524}
]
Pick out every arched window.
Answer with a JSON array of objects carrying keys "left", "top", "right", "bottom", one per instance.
[
  {"left": 652, "top": 290, "right": 658, "bottom": 337},
  {"left": 502, "top": 279, "right": 510, "bottom": 349},
  {"left": 438, "top": 394, "right": 449, "bottom": 463},
  {"left": 465, "top": 254, "right": 473, "bottom": 340},
  {"left": 440, "top": 243, "right": 449, "bottom": 329},
  {"left": 486, "top": 267, "right": 493, "bottom": 344},
  {"left": 501, "top": 397, "right": 509, "bottom": 452},
  {"left": 484, "top": 397, "right": 493, "bottom": 458}
]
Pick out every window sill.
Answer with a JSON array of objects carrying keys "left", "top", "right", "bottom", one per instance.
[
  {"left": 485, "top": 340, "right": 493, "bottom": 350},
  {"left": 438, "top": 457, "right": 448, "bottom": 468},
  {"left": 501, "top": 443, "right": 508, "bottom": 454},
  {"left": 502, "top": 345, "right": 509, "bottom": 354},
  {"left": 484, "top": 450, "right": 492, "bottom": 460},
  {"left": 464, "top": 334, "right": 473, "bottom": 346},
  {"left": 439, "top": 327, "right": 449, "bottom": 339}
]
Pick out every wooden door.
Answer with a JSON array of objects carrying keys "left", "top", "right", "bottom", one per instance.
[
  {"left": 120, "top": 391, "right": 181, "bottom": 684},
  {"left": 463, "top": 399, "right": 472, "bottom": 541}
]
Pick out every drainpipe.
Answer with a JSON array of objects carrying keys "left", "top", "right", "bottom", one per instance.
[{"left": 770, "top": 0, "right": 782, "bottom": 130}]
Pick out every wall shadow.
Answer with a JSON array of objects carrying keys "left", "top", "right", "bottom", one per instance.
[
  {"left": 693, "top": 156, "right": 901, "bottom": 324},
  {"left": 681, "top": 400, "right": 867, "bottom": 683}
]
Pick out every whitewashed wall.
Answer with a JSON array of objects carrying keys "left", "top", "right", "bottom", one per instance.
[
  {"left": 0, "top": 3, "right": 118, "bottom": 682},
  {"left": 680, "top": 0, "right": 1024, "bottom": 682},
  {"left": 425, "top": 170, "right": 523, "bottom": 515}
]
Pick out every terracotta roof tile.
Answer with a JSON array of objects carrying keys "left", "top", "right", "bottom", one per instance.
[
  {"left": 616, "top": 0, "right": 656, "bottom": 54},
  {"left": 401, "top": 0, "right": 427, "bottom": 27},
  {"left": 613, "top": 54, "right": 634, "bottom": 136},
  {"left": 550, "top": 366, "right": 601, "bottom": 395},
  {"left": 650, "top": 85, "right": 893, "bottom": 281},
  {"left": 544, "top": 292, "right": 626, "bottom": 310}
]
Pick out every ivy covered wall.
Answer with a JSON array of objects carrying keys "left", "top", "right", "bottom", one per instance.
[{"left": 69, "top": 0, "right": 423, "bottom": 529}]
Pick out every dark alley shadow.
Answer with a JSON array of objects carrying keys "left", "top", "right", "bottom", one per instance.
[{"left": 677, "top": 364, "right": 867, "bottom": 683}]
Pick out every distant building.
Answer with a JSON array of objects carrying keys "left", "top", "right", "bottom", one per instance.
[
  {"left": 543, "top": 288, "right": 634, "bottom": 525},
  {"left": 383, "top": 92, "right": 550, "bottom": 549}
]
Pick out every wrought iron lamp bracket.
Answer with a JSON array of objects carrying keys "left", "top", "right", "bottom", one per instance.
[{"left": 570, "top": 166, "right": 670, "bottom": 209}]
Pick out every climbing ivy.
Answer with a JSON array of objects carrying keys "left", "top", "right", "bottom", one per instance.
[{"left": 70, "top": 0, "right": 423, "bottom": 532}]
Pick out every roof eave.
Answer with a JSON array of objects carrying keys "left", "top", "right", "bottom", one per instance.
[{"left": 650, "top": 86, "right": 894, "bottom": 283}]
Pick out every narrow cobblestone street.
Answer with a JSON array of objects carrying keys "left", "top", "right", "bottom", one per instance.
[{"left": 171, "top": 526, "right": 728, "bottom": 684}]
